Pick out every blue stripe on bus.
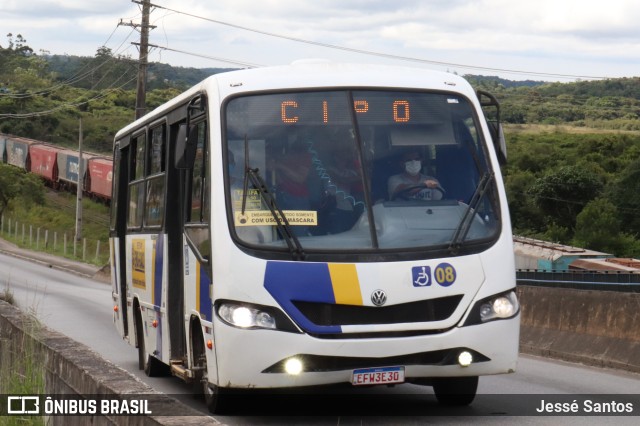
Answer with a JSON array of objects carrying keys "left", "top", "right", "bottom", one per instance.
[
  {"left": 200, "top": 264, "right": 213, "bottom": 322},
  {"left": 264, "top": 261, "right": 341, "bottom": 334},
  {"left": 154, "top": 234, "right": 164, "bottom": 307}
]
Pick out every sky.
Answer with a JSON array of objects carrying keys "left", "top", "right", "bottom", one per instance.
[{"left": 2, "top": 0, "right": 640, "bottom": 82}]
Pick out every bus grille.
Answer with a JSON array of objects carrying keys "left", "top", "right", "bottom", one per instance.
[{"left": 292, "top": 295, "right": 463, "bottom": 327}]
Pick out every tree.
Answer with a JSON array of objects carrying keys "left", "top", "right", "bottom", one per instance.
[
  {"left": 0, "top": 164, "right": 45, "bottom": 217},
  {"left": 528, "top": 165, "right": 603, "bottom": 230},
  {"left": 609, "top": 157, "right": 640, "bottom": 236},
  {"left": 572, "top": 198, "right": 622, "bottom": 254}
]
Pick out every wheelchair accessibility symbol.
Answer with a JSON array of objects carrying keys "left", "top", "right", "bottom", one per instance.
[{"left": 412, "top": 266, "right": 432, "bottom": 287}]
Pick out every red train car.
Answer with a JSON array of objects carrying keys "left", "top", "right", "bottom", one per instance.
[
  {"left": 29, "top": 144, "right": 60, "bottom": 183},
  {"left": 87, "top": 157, "right": 113, "bottom": 201}
]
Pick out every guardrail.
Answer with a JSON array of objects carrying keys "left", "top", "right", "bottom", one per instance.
[{"left": 516, "top": 269, "right": 640, "bottom": 293}]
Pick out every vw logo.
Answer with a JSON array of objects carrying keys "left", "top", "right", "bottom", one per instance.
[{"left": 371, "top": 289, "right": 387, "bottom": 306}]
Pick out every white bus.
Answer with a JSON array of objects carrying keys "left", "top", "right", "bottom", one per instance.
[{"left": 109, "top": 62, "right": 519, "bottom": 413}]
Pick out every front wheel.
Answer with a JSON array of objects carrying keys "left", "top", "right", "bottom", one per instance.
[
  {"left": 432, "top": 376, "right": 478, "bottom": 406},
  {"left": 202, "top": 380, "right": 230, "bottom": 414},
  {"left": 192, "top": 329, "right": 229, "bottom": 414}
]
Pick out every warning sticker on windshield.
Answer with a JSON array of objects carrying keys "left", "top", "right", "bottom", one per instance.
[
  {"left": 231, "top": 188, "right": 262, "bottom": 210},
  {"left": 235, "top": 210, "right": 318, "bottom": 226}
]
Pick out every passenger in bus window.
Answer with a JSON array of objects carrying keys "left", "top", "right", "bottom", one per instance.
[{"left": 388, "top": 149, "right": 445, "bottom": 201}]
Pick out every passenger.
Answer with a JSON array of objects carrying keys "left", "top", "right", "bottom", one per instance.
[{"left": 388, "top": 149, "right": 444, "bottom": 201}]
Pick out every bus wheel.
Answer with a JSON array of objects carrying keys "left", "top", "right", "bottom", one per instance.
[
  {"left": 192, "top": 331, "right": 228, "bottom": 413},
  {"left": 196, "top": 361, "right": 228, "bottom": 413},
  {"left": 202, "top": 380, "right": 228, "bottom": 414},
  {"left": 135, "top": 307, "right": 145, "bottom": 371},
  {"left": 145, "top": 354, "right": 169, "bottom": 377},
  {"left": 432, "top": 376, "right": 478, "bottom": 406}
]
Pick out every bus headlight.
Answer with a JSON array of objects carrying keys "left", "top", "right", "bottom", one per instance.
[
  {"left": 463, "top": 290, "right": 519, "bottom": 326},
  {"left": 218, "top": 303, "right": 276, "bottom": 329}
]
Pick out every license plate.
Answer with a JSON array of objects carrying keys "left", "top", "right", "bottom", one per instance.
[{"left": 351, "top": 366, "right": 405, "bottom": 386}]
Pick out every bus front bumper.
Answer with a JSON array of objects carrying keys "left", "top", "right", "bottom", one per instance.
[{"left": 211, "top": 314, "right": 520, "bottom": 389}]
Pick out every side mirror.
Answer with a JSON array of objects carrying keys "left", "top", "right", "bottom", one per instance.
[
  {"left": 174, "top": 124, "right": 199, "bottom": 169},
  {"left": 496, "top": 123, "right": 507, "bottom": 165},
  {"left": 486, "top": 121, "right": 507, "bottom": 166}
]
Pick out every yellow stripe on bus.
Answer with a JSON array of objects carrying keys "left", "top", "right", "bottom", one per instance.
[{"left": 328, "top": 263, "right": 362, "bottom": 306}]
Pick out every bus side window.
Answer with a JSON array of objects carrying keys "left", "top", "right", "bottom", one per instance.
[
  {"left": 185, "top": 121, "right": 211, "bottom": 261},
  {"left": 145, "top": 125, "right": 166, "bottom": 228},
  {"left": 128, "top": 133, "right": 146, "bottom": 229}
]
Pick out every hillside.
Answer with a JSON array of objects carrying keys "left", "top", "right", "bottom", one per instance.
[
  {"left": 45, "top": 52, "right": 236, "bottom": 91},
  {"left": 2, "top": 40, "right": 640, "bottom": 150},
  {"left": 1, "top": 42, "right": 640, "bottom": 258}
]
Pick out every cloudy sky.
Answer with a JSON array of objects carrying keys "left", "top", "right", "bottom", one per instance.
[{"left": 2, "top": 0, "right": 639, "bottom": 81}]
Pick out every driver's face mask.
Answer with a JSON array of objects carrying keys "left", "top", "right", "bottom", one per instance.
[{"left": 405, "top": 160, "right": 422, "bottom": 176}]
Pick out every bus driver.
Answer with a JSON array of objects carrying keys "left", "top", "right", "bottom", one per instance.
[{"left": 388, "top": 149, "right": 445, "bottom": 201}]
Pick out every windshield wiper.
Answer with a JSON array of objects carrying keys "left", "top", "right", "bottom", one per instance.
[
  {"left": 448, "top": 172, "right": 494, "bottom": 254},
  {"left": 241, "top": 138, "right": 305, "bottom": 261}
]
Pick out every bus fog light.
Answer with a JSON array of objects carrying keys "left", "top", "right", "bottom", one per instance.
[
  {"left": 284, "top": 358, "right": 303, "bottom": 375},
  {"left": 458, "top": 351, "right": 473, "bottom": 367}
]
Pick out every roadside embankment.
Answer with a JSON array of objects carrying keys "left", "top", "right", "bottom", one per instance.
[
  {"left": 0, "top": 300, "right": 221, "bottom": 425},
  {"left": 517, "top": 285, "right": 640, "bottom": 373}
]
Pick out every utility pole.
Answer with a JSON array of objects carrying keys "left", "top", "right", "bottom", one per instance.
[
  {"left": 120, "top": 0, "right": 155, "bottom": 119},
  {"left": 75, "top": 118, "right": 83, "bottom": 243}
]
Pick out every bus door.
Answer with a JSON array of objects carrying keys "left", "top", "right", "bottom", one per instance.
[
  {"left": 111, "top": 141, "right": 130, "bottom": 338},
  {"left": 169, "top": 96, "right": 212, "bottom": 366},
  {"left": 165, "top": 120, "right": 187, "bottom": 361}
]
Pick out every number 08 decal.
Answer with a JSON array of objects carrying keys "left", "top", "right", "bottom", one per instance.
[{"left": 434, "top": 263, "right": 457, "bottom": 287}]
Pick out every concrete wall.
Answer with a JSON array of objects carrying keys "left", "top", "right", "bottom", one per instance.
[
  {"left": 517, "top": 285, "right": 640, "bottom": 373},
  {"left": 0, "top": 300, "right": 220, "bottom": 426}
]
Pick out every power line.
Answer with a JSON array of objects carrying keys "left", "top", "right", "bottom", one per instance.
[
  {"left": 0, "top": 75, "right": 138, "bottom": 119},
  {"left": 144, "top": 43, "right": 261, "bottom": 68},
  {"left": 143, "top": 1, "right": 612, "bottom": 81}
]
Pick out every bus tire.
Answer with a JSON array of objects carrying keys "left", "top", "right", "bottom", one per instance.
[
  {"left": 432, "top": 376, "right": 478, "bottom": 406},
  {"left": 134, "top": 305, "right": 145, "bottom": 371},
  {"left": 191, "top": 325, "right": 228, "bottom": 413},
  {"left": 145, "top": 354, "right": 169, "bottom": 377},
  {"left": 203, "top": 382, "right": 229, "bottom": 414}
]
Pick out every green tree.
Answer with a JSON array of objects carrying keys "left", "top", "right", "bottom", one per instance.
[
  {"left": 609, "top": 157, "right": 640, "bottom": 236},
  {"left": 0, "top": 164, "right": 45, "bottom": 217},
  {"left": 572, "top": 198, "right": 623, "bottom": 254},
  {"left": 528, "top": 165, "right": 603, "bottom": 230}
]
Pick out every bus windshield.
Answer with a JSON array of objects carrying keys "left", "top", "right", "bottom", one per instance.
[{"left": 224, "top": 89, "right": 500, "bottom": 254}]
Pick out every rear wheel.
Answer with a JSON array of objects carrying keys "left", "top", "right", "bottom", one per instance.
[
  {"left": 134, "top": 306, "right": 145, "bottom": 370},
  {"left": 144, "top": 354, "right": 169, "bottom": 377},
  {"left": 135, "top": 304, "right": 169, "bottom": 376},
  {"left": 432, "top": 376, "right": 478, "bottom": 406}
]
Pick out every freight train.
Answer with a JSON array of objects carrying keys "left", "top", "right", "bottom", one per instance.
[{"left": 0, "top": 133, "right": 112, "bottom": 203}]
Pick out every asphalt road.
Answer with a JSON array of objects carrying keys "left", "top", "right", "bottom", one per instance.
[{"left": 1, "top": 248, "right": 639, "bottom": 424}]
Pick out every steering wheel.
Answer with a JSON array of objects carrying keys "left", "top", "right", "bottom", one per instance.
[{"left": 391, "top": 184, "right": 446, "bottom": 201}]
